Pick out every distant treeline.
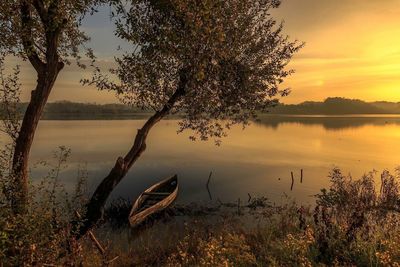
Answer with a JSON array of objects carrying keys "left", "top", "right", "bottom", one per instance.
[
  {"left": 0, "top": 98, "right": 399, "bottom": 119},
  {"left": 0, "top": 101, "right": 151, "bottom": 120},
  {"left": 43, "top": 101, "right": 151, "bottom": 119},
  {"left": 268, "top": 97, "right": 400, "bottom": 115}
]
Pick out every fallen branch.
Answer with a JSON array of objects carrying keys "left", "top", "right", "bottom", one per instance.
[{"left": 75, "top": 211, "right": 105, "bottom": 255}]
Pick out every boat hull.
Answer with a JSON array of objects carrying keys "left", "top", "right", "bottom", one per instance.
[{"left": 129, "top": 175, "right": 178, "bottom": 227}]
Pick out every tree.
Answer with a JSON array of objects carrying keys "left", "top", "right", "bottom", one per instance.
[
  {"left": 79, "top": 0, "right": 302, "bottom": 236},
  {"left": 0, "top": 0, "right": 105, "bottom": 212}
]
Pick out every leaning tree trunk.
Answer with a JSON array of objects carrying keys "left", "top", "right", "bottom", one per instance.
[
  {"left": 11, "top": 63, "right": 63, "bottom": 212},
  {"left": 77, "top": 73, "right": 187, "bottom": 238}
]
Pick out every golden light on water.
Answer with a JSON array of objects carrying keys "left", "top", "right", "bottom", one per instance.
[{"left": 22, "top": 118, "right": 400, "bottom": 203}]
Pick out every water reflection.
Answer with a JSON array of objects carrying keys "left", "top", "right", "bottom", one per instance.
[{"left": 5, "top": 116, "right": 399, "bottom": 206}]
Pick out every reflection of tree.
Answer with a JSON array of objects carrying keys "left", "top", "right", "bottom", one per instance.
[{"left": 255, "top": 116, "right": 400, "bottom": 131}]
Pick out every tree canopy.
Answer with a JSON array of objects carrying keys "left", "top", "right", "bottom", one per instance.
[
  {"left": 0, "top": 0, "right": 104, "bottom": 68},
  {"left": 90, "top": 0, "right": 303, "bottom": 143}
]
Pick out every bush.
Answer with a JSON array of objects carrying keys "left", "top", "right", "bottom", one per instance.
[
  {"left": 167, "top": 228, "right": 257, "bottom": 266},
  {"left": 0, "top": 146, "right": 90, "bottom": 266}
]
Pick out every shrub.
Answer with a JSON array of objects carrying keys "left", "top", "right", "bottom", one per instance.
[
  {"left": 0, "top": 146, "right": 90, "bottom": 266},
  {"left": 166, "top": 226, "right": 256, "bottom": 266}
]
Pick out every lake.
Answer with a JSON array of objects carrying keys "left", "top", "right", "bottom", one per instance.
[{"left": 12, "top": 115, "right": 400, "bottom": 205}]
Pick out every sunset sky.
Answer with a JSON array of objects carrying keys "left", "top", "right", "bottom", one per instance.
[{"left": 14, "top": 0, "right": 400, "bottom": 104}]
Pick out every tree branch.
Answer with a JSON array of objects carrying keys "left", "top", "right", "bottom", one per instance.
[
  {"left": 45, "top": 0, "right": 66, "bottom": 65},
  {"left": 32, "top": 0, "right": 48, "bottom": 24},
  {"left": 124, "top": 78, "right": 187, "bottom": 169},
  {"left": 20, "top": 0, "right": 45, "bottom": 72}
]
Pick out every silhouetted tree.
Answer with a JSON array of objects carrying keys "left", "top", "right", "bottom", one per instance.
[
  {"left": 79, "top": 0, "right": 302, "bottom": 236},
  {"left": 0, "top": 0, "right": 104, "bottom": 213}
]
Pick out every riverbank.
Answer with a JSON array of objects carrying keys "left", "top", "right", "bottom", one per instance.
[{"left": 2, "top": 168, "right": 399, "bottom": 266}]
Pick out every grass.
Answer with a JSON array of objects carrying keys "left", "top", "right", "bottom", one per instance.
[{"left": 1, "top": 146, "right": 400, "bottom": 266}]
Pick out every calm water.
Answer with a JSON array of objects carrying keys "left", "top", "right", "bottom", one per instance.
[{"left": 10, "top": 115, "right": 400, "bottom": 205}]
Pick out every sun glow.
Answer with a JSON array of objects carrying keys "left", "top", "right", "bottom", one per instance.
[{"left": 276, "top": 0, "right": 400, "bottom": 104}]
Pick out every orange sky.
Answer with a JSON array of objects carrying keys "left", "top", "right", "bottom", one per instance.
[
  {"left": 12, "top": 0, "right": 400, "bottom": 104},
  {"left": 275, "top": 0, "right": 400, "bottom": 103}
]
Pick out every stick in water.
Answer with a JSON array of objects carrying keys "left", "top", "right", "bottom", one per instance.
[
  {"left": 206, "top": 171, "right": 213, "bottom": 200},
  {"left": 301, "top": 169, "right": 303, "bottom": 183},
  {"left": 291, "top": 172, "right": 294, "bottom": 191}
]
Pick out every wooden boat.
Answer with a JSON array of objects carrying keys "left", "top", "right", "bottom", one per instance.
[{"left": 129, "top": 175, "right": 178, "bottom": 227}]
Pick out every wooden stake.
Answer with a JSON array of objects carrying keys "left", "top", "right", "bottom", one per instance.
[
  {"left": 300, "top": 169, "right": 303, "bottom": 183},
  {"left": 207, "top": 171, "right": 212, "bottom": 187},
  {"left": 291, "top": 172, "right": 294, "bottom": 191},
  {"left": 206, "top": 171, "right": 213, "bottom": 200}
]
